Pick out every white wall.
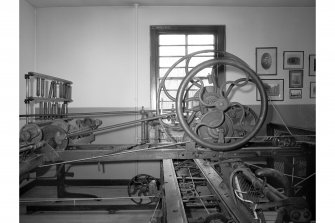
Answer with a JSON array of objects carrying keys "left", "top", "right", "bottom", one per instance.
[
  {"left": 19, "top": 0, "right": 36, "bottom": 126},
  {"left": 34, "top": 6, "right": 315, "bottom": 112},
  {"left": 36, "top": 6, "right": 137, "bottom": 108}
]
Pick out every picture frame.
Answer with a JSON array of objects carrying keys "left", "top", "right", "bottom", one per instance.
[
  {"left": 289, "top": 70, "right": 303, "bottom": 88},
  {"left": 257, "top": 79, "right": 284, "bottom": 101},
  {"left": 309, "top": 54, "right": 316, "bottom": 76},
  {"left": 289, "top": 89, "right": 302, "bottom": 99},
  {"left": 256, "top": 47, "right": 277, "bottom": 75},
  {"left": 310, "top": 82, "right": 316, "bottom": 98},
  {"left": 283, "top": 51, "right": 304, "bottom": 70}
]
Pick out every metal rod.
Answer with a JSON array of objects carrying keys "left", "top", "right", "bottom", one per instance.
[
  {"left": 26, "top": 76, "right": 29, "bottom": 124},
  {"left": 187, "top": 167, "right": 210, "bottom": 214},
  {"left": 20, "top": 195, "right": 156, "bottom": 203},
  {"left": 19, "top": 110, "right": 159, "bottom": 118},
  {"left": 39, "top": 141, "right": 188, "bottom": 167},
  {"left": 244, "top": 162, "right": 306, "bottom": 180},
  {"left": 182, "top": 195, "right": 215, "bottom": 199},
  {"left": 292, "top": 157, "right": 295, "bottom": 184},
  {"left": 149, "top": 198, "right": 160, "bottom": 223},
  {"left": 36, "top": 77, "right": 40, "bottom": 97},
  {"left": 68, "top": 113, "right": 174, "bottom": 137},
  {"left": 294, "top": 173, "right": 316, "bottom": 187}
]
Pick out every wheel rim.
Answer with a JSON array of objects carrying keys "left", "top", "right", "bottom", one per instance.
[{"left": 176, "top": 57, "right": 268, "bottom": 151}]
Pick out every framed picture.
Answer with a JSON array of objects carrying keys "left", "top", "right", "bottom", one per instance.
[
  {"left": 257, "top": 79, "right": 284, "bottom": 101},
  {"left": 289, "top": 89, "right": 302, "bottom": 99},
  {"left": 256, "top": 47, "right": 277, "bottom": 75},
  {"left": 309, "top": 54, "right": 316, "bottom": 76},
  {"left": 310, "top": 82, "right": 316, "bottom": 98},
  {"left": 289, "top": 70, "right": 303, "bottom": 88},
  {"left": 283, "top": 51, "right": 304, "bottom": 69}
]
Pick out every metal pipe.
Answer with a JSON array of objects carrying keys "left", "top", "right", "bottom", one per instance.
[
  {"left": 19, "top": 110, "right": 158, "bottom": 118},
  {"left": 41, "top": 79, "right": 45, "bottom": 97},
  {"left": 255, "top": 168, "right": 291, "bottom": 196},
  {"left": 39, "top": 141, "right": 188, "bottom": 167},
  {"left": 43, "top": 102, "right": 48, "bottom": 118},
  {"left": 68, "top": 113, "right": 174, "bottom": 138},
  {"left": 39, "top": 102, "right": 43, "bottom": 117},
  {"left": 36, "top": 77, "right": 40, "bottom": 97},
  {"left": 20, "top": 141, "right": 46, "bottom": 153},
  {"left": 25, "top": 75, "right": 30, "bottom": 124},
  {"left": 48, "top": 81, "right": 53, "bottom": 98},
  {"left": 20, "top": 195, "right": 156, "bottom": 203},
  {"left": 241, "top": 168, "right": 287, "bottom": 200}
]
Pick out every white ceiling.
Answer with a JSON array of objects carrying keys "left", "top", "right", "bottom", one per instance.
[{"left": 26, "top": 0, "right": 315, "bottom": 8}]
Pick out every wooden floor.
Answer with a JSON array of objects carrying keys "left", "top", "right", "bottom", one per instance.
[{"left": 20, "top": 185, "right": 157, "bottom": 223}]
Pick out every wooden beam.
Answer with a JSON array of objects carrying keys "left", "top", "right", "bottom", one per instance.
[{"left": 163, "top": 159, "right": 188, "bottom": 223}]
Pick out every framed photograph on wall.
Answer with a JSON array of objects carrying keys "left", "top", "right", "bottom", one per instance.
[
  {"left": 256, "top": 47, "right": 277, "bottom": 75},
  {"left": 309, "top": 54, "right": 316, "bottom": 76},
  {"left": 310, "top": 82, "right": 316, "bottom": 98},
  {"left": 283, "top": 51, "right": 304, "bottom": 70},
  {"left": 289, "top": 89, "right": 302, "bottom": 99},
  {"left": 256, "top": 79, "right": 284, "bottom": 101},
  {"left": 289, "top": 70, "right": 303, "bottom": 88}
]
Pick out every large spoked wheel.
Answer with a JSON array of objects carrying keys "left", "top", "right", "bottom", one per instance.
[{"left": 176, "top": 57, "right": 268, "bottom": 151}]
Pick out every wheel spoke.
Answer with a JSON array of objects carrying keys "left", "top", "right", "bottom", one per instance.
[
  {"left": 176, "top": 54, "right": 268, "bottom": 151},
  {"left": 222, "top": 77, "right": 250, "bottom": 98}
]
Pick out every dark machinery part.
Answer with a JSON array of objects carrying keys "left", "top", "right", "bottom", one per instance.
[
  {"left": 20, "top": 124, "right": 43, "bottom": 144},
  {"left": 219, "top": 160, "right": 312, "bottom": 223},
  {"left": 128, "top": 174, "right": 161, "bottom": 205},
  {"left": 176, "top": 55, "right": 268, "bottom": 151},
  {"left": 156, "top": 50, "right": 267, "bottom": 151},
  {"left": 272, "top": 133, "right": 297, "bottom": 148},
  {"left": 42, "top": 125, "right": 68, "bottom": 151},
  {"left": 255, "top": 168, "right": 291, "bottom": 196},
  {"left": 19, "top": 117, "right": 104, "bottom": 180},
  {"left": 204, "top": 213, "right": 229, "bottom": 223},
  {"left": 20, "top": 52, "right": 314, "bottom": 222}
]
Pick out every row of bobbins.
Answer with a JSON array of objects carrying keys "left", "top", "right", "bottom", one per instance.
[
  {"left": 25, "top": 73, "right": 72, "bottom": 123},
  {"left": 35, "top": 78, "right": 72, "bottom": 99}
]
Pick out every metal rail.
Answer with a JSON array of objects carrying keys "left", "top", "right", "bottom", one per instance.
[
  {"left": 57, "top": 146, "right": 306, "bottom": 163},
  {"left": 163, "top": 159, "right": 188, "bottom": 223},
  {"left": 67, "top": 113, "right": 174, "bottom": 137},
  {"left": 194, "top": 159, "right": 250, "bottom": 223}
]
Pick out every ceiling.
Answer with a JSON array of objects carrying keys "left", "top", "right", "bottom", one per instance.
[{"left": 26, "top": 0, "right": 315, "bottom": 8}]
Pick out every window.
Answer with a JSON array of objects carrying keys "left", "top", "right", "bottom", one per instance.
[{"left": 150, "top": 26, "right": 226, "bottom": 110}]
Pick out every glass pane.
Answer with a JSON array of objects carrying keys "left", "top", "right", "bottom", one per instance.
[
  {"left": 188, "top": 34, "right": 214, "bottom": 45},
  {"left": 160, "top": 57, "right": 185, "bottom": 68},
  {"left": 159, "top": 35, "right": 185, "bottom": 45},
  {"left": 188, "top": 56, "right": 214, "bottom": 67},
  {"left": 188, "top": 45, "right": 215, "bottom": 55},
  {"left": 187, "top": 90, "right": 198, "bottom": 97},
  {"left": 194, "top": 68, "right": 214, "bottom": 77},
  {"left": 161, "top": 101, "right": 175, "bottom": 110},
  {"left": 164, "top": 79, "right": 182, "bottom": 90},
  {"left": 160, "top": 90, "right": 177, "bottom": 101},
  {"left": 159, "top": 68, "right": 186, "bottom": 78},
  {"left": 160, "top": 46, "right": 186, "bottom": 56}
]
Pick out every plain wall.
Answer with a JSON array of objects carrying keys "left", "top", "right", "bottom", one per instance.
[
  {"left": 21, "top": 4, "right": 316, "bottom": 179},
  {"left": 19, "top": 0, "right": 36, "bottom": 127},
  {"left": 34, "top": 6, "right": 316, "bottom": 110}
]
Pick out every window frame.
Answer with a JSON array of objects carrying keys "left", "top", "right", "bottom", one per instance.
[{"left": 150, "top": 25, "right": 226, "bottom": 109}]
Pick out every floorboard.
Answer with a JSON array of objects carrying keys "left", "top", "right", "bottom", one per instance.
[{"left": 20, "top": 185, "right": 157, "bottom": 223}]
